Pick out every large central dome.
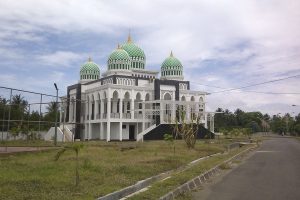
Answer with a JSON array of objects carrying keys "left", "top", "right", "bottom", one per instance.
[{"left": 121, "top": 34, "right": 146, "bottom": 70}]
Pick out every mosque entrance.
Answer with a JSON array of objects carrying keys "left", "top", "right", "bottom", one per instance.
[{"left": 129, "top": 125, "right": 135, "bottom": 140}]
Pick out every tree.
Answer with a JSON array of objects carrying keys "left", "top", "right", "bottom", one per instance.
[
  {"left": 294, "top": 124, "right": 300, "bottom": 136},
  {"left": 10, "top": 126, "right": 20, "bottom": 140},
  {"left": 0, "top": 96, "right": 8, "bottom": 131},
  {"left": 55, "top": 143, "right": 84, "bottom": 186},
  {"left": 10, "top": 94, "right": 28, "bottom": 131},
  {"left": 174, "top": 108, "right": 200, "bottom": 149},
  {"left": 163, "top": 133, "right": 175, "bottom": 155},
  {"left": 44, "top": 101, "right": 60, "bottom": 130}
]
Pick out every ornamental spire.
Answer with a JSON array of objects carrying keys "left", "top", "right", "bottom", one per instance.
[
  {"left": 117, "top": 43, "right": 121, "bottom": 49},
  {"left": 127, "top": 30, "right": 132, "bottom": 43},
  {"left": 88, "top": 56, "right": 92, "bottom": 62},
  {"left": 170, "top": 51, "right": 173, "bottom": 57}
]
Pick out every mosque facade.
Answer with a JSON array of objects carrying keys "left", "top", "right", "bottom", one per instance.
[{"left": 61, "top": 35, "right": 214, "bottom": 141}]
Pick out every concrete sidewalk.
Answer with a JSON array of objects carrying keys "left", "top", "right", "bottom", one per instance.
[{"left": 0, "top": 146, "right": 56, "bottom": 154}]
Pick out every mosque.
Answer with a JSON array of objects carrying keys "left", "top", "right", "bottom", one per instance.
[{"left": 60, "top": 35, "right": 215, "bottom": 141}]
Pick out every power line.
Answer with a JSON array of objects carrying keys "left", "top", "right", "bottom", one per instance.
[
  {"left": 211, "top": 74, "right": 300, "bottom": 94},
  {"left": 227, "top": 90, "right": 300, "bottom": 95},
  {"left": 191, "top": 74, "right": 300, "bottom": 94},
  {"left": 190, "top": 83, "right": 300, "bottom": 95}
]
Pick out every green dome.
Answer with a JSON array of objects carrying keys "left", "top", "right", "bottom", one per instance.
[
  {"left": 121, "top": 35, "right": 146, "bottom": 69},
  {"left": 80, "top": 58, "right": 100, "bottom": 80},
  {"left": 108, "top": 45, "right": 131, "bottom": 70},
  {"left": 108, "top": 47, "right": 130, "bottom": 60},
  {"left": 161, "top": 51, "right": 184, "bottom": 80}
]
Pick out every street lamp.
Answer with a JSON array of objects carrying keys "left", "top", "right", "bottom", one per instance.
[{"left": 54, "top": 83, "right": 58, "bottom": 146}]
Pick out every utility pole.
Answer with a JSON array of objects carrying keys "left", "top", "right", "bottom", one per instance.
[{"left": 54, "top": 83, "right": 59, "bottom": 146}]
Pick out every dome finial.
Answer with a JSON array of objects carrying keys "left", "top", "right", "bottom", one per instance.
[
  {"left": 117, "top": 43, "right": 121, "bottom": 49},
  {"left": 127, "top": 29, "right": 132, "bottom": 43},
  {"left": 88, "top": 56, "right": 92, "bottom": 62},
  {"left": 170, "top": 51, "right": 173, "bottom": 57}
]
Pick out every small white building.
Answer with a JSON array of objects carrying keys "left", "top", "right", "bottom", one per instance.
[{"left": 60, "top": 35, "right": 214, "bottom": 141}]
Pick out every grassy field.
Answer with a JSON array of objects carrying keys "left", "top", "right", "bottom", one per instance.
[{"left": 0, "top": 140, "right": 228, "bottom": 200}]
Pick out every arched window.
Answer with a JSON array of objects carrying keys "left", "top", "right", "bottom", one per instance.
[{"left": 127, "top": 102, "right": 130, "bottom": 113}]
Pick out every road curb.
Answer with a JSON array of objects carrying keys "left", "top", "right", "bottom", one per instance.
[
  {"left": 159, "top": 145, "right": 256, "bottom": 200},
  {"left": 96, "top": 152, "right": 222, "bottom": 200}
]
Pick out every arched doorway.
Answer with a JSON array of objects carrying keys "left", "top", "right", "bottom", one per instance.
[
  {"left": 111, "top": 90, "right": 119, "bottom": 118},
  {"left": 164, "top": 93, "right": 172, "bottom": 123}
]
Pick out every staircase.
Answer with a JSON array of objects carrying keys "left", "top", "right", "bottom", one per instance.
[
  {"left": 136, "top": 124, "right": 157, "bottom": 142},
  {"left": 60, "top": 125, "right": 73, "bottom": 142}
]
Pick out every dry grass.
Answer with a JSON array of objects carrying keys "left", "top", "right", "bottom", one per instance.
[{"left": 0, "top": 140, "right": 226, "bottom": 200}]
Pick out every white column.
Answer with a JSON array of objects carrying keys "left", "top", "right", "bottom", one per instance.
[
  {"left": 89, "top": 101, "right": 93, "bottom": 120},
  {"left": 209, "top": 114, "right": 215, "bottom": 133},
  {"left": 88, "top": 123, "right": 91, "bottom": 140},
  {"left": 171, "top": 92, "right": 176, "bottom": 123},
  {"left": 100, "top": 100, "right": 104, "bottom": 119},
  {"left": 87, "top": 100, "right": 91, "bottom": 140},
  {"left": 85, "top": 101, "right": 88, "bottom": 121},
  {"left": 131, "top": 97, "right": 134, "bottom": 119},
  {"left": 160, "top": 102, "right": 164, "bottom": 124},
  {"left": 204, "top": 113, "right": 208, "bottom": 129},
  {"left": 107, "top": 99, "right": 111, "bottom": 142},
  {"left": 119, "top": 122, "right": 122, "bottom": 141},
  {"left": 142, "top": 100, "right": 145, "bottom": 131},
  {"left": 196, "top": 102, "right": 200, "bottom": 118},
  {"left": 99, "top": 122, "right": 101, "bottom": 139},
  {"left": 186, "top": 104, "right": 190, "bottom": 122},
  {"left": 95, "top": 100, "right": 99, "bottom": 119},
  {"left": 119, "top": 98, "right": 123, "bottom": 119},
  {"left": 100, "top": 122, "right": 104, "bottom": 139},
  {"left": 107, "top": 122, "right": 110, "bottom": 142}
]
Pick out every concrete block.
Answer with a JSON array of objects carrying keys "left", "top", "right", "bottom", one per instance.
[
  {"left": 180, "top": 183, "right": 189, "bottom": 193},
  {"left": 165, "top": 193, "right": 173, "bottom": 200},
  {"left": 188, "top": 180, "right": 196, "bottom": 190},
  {"left": 200, "top": 175, "right": 206, "bottom": 182},
  {"left": 194, "top": 177, "right": 201, "bottom": 186},
  {"left": 204, "top": 172, "right": 210, "bottom": 179},
  {"left": 173, "top": 188, "right": 181, "bottom": 196}
]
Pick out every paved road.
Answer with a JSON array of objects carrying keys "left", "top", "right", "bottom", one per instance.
[{"left": 192, "top": 137, "right": 300, "bottom": 200}]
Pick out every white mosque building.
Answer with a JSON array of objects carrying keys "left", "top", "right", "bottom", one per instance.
[{"left": 60, "top": 35, "right": 214, "bottom": 142}]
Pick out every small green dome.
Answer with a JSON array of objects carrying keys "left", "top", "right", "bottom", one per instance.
[
  {"left": 161, "top": 51, "right": 184, "bottom": 80},
  {"left": 121, "top": 35, "right": 146, "bottom": 69},
  {"left": 108, "top": 45, "right": 131, "bottom": 70},
  {"left": 80, "top": 57, "right": 100, "bottom": 80}
]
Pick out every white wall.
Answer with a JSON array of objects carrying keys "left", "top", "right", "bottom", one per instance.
[
  {"left": 138, "top": 79, "right": 150, "bottom": 86},
  {"left": 110, "top": 122, "right": 119, "bottom": 140},
  {"left": 91, "top": 123, "right": 100, "bottom": 139},
  {"left": 160, "top": 84, "right": 176, "bottom": 91},
  {"left": 122, "top": 123, "right": 129, "bottom": 140}
]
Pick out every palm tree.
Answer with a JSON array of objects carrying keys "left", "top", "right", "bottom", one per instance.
[
  {"left": 54, "top": 143, "right": 84, "bottom": 186},
  {"left": 12, "top": 94, "right": 27, "bottom": 106},
  {"left": 46, "top": 101, "right": 58, "bottom": 113},
  {"left": 11, "top": 94, "right": 28, "bottom": 128},
  {"left": 44, "top": 101, "right": 59, "bottom": 129}
]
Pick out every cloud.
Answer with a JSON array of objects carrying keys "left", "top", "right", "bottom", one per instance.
[
  {"left": 0, "top": 0, "right": 299, "bottom": 114},
  {"left": 38, "top": 51, "right": 84, "bottom": 67}
]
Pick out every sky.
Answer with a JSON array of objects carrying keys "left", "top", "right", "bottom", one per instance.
[{"left": 0, "top": 0, "right": 299, "bottom": 115}]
